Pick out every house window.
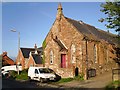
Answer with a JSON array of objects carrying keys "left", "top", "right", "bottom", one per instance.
[
  {"left": 93, "top": 44, "right": 97, "bottom": 63},
  {"left": 50, "top": 50, "right": 53, "bottom": 64},
  {"left": 71, "top": 44, "right": 76, "bottom": 63}
]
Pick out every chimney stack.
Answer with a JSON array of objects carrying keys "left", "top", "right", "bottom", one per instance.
[
  {"left": 3, "top": 52, "right": 7, "bottom": 56},
  {"left": 34, "top": 44, "right": 37, "bottom": 49}
]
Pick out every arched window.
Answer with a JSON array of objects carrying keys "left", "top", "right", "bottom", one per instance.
[
  {"left": 79, "top": 45, "right": 82, "bottom": 60},
  {"left": 106, "top": 47, "right": 109, "bottom": 62},
  {"left": 71, "top": 44, "right": 76, "bottom": 63},
  {"left": 50, "top": 50, "right": 53, "bottom": 64},
  {"left": 93, "top": 44, "right": 97, "bottom": 63}
]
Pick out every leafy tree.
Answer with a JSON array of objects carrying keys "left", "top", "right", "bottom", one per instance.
[
  {"left": 99, "top": 1, "right": 120, "bottom": 66},
  {"left": 99, "top": 1, "right": 120, "bottom": 34}
]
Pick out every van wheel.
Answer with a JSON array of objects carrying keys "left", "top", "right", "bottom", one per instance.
[
  {"left": 28, "top": 77, "right": 31, "bottom": 81},
  {"left": 40, "top": 78, "right": 44, "bottom": 83}
]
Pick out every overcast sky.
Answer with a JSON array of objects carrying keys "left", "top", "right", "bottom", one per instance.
[{"left": 2, "top": 1, "right": 118, "bottom": 59}]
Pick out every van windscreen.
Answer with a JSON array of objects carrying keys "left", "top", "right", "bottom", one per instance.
[{"left": 39, "top": 68, "right": 50, "bottom": 73}]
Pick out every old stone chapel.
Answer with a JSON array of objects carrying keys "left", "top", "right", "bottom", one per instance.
[{"left": 44, "top": 3, "right": 118, "bottom": 79}]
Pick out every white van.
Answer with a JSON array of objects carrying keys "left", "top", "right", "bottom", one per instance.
[
  {"left": 28, "top": 67, "right": 56, "bottom": 82},
  {"left": 1, "top": 65, "right": 22, "bottom": 76}
]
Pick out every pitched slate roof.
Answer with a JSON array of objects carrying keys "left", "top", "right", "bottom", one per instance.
[
  {"left": 21, "top": 48, "right": 35, "bottom": 58},
  {"left": 32, "top": 54, "right": 42, "bottom": 64},
  {"left": 21, "top": 47, "right": 42, "bottom": 58},
  {"left": 38, "top": 47, "right": 43, "bottom": 52},
  {"left": 65, "top": 17, "right": 119, "bottom": 45}
]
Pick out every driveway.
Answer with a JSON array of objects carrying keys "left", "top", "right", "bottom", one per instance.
[
  {"left": 57, "top": 70, "right": 112, "bottom": 88},
  {"left": 2, "top": 77, "right": 62, "bottom": 89}
]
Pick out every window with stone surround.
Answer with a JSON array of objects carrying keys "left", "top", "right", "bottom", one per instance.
[
  {"left": 106, "top": 47, "right": 109, "bottom": 62},
  {"left": 93, "top": 44, "right": 97, "bottom": 63},
  {"left": 50, "top": 50, "right": 53, "bottom": 64},
  {"left": 71, "top": 44, "right": 76, "bottom": 63},
  {"left": 79, "top": 45, "right": 82, "bottom": 60}
]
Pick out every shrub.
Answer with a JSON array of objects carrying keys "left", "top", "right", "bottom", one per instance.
[
  {"left": 15, "top": 72, "right": 28, "bottom": 80},
  {"left": 20, "top": 69, "right": 28, "bottom": 74},
  {"left": 15, "top": 69, "right": 28, "bottom": 80},
  {"left": 74, "top": 74, "right": 84, "bottom": 81},
  {"left": 105, "top": 80, "right": 120, "bottom": 89},
  {"left": 9, "top": 70, "right": 17, "bottom": 79},
  {"left": 9, "top": 69, "right": 28, "bottom": 80}
]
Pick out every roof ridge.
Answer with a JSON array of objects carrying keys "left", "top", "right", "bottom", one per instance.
[
  {"left": 32, "top": 53, "right": 40, "bottom": 56},
  {"left": 97, "top": 28, "right": 117, "bottom": 36},
  {"left": 21, "top": 47, "right": 41, "bottom": 50},
  {"left": 20, "top": 47, "right": 35, "bottom": 49}
]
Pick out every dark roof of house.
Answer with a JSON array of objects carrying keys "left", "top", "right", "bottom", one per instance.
[
  {"left": 21, "top": 48, "right": 42, "bottom": 58},
  {"left": 53, "top": 39, "right": 67, "bottom": 51},
  {"left": 38, "top": 47, "right": 43, "bottom": 51},
  {"left": 32, "top": 54, "right": 42, "bottom": 64},
  {"left": 65, "top": 17, "right": 119, "bottom": 45},
  {"left": 21, "top": 48, "right": 35, "bottom": 58}
]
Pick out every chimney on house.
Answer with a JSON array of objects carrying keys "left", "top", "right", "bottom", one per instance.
[
  {"left": 34, "top": 44, "right": 38, "bottom": 54},
  {"left": 3, "top": 52, "right": 7, "bottom": 56},
  {"left": 34, "top": 44, "right": 37, "bottom": 50}
]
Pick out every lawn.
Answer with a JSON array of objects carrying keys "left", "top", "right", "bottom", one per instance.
[{"left": 54, "top": 75, "right": 84, "bottom": 84}]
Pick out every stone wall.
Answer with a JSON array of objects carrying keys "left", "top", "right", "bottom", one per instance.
[{"left": 44, "top": 13, "right": 118, "bottom": 79}]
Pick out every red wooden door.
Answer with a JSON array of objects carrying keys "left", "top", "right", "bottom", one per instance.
[{"left": 61, "top": 54, "right": 66, "bottom": 68}]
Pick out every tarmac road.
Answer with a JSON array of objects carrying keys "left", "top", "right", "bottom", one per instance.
[
  {"left": 2, "top": 78, "right": 40, "bottom": 88},
  {"left": 0, "top": 75, "right": 2, "bottom": 90},
  {"left": 1, "top": 77, "right": 62, "bottom": 90}
]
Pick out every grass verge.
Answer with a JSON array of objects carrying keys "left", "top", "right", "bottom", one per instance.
[
  {"left": 57, "top": 78, "right": 73, "bottom": 83},
  {"left": 105, "top": 80, "right": 120, "bottom": 90},
  {"left": 54, "top": 75, "right": 84, "bottom": 84}
]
